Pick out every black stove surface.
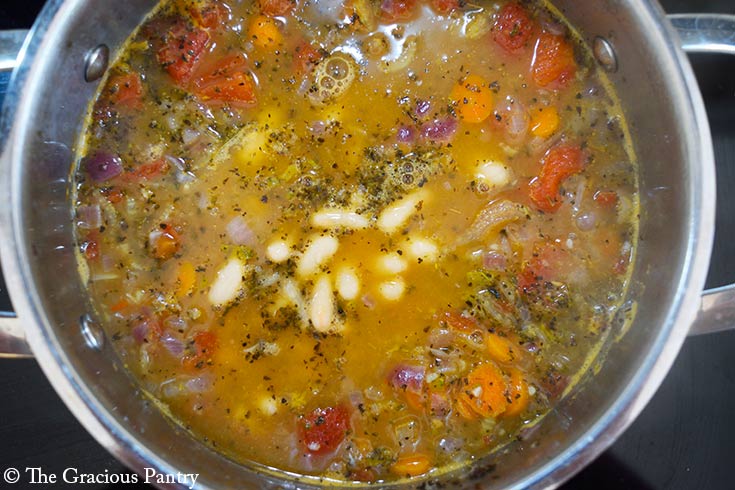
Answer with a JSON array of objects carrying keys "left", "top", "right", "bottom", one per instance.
[{"left": 1, "top": 1, "right": 734, "bottom": 488}]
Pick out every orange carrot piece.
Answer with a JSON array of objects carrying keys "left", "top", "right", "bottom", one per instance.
[
  {"left": 530, "top": 106, "right": 560, "bottom": 138},
  {"left": 390, "top": 453, "right": 432, "bottom": 477},
  {"left": 449, "top": 74, "right": 494, "bottom": 124},
  {"left": 486, "top": 332, "right": 517, "bottom": 364},
  {"left": 458, "top": 362, "right": 509, "bottom": 418},
  {"left": 248, "top": 15, "right": 283, "bottom": 49},
  {"left": 176, "top": 261, "right": 197, "bottom": 298},
  {"left": 504, "top": 369, "right": 530, "bottom": 417}
]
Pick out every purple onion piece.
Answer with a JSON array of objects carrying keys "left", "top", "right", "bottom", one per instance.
[
  {"left": 483, "top": 251, "right": 507, "bottom": 271},
  {"left": 415, "top": 99, "right": 432, "bottom": 119},
  {"left": 388, "top": 364, "right": 425, "bottom": 392},
  {"left": 76, "top": 204, "right": 102, "bottom": 230},
  {"left": 84, "top": 151, "right": 123, "bottom": 182},
  {"left": 160, "top": 331, "right": 185, "bottom": 357},
  {"left": 420, "top": 116, "right": 458, "bottom": 143},
  {"left": 396, "top": 125, "right": 416, "bottom": 143}
]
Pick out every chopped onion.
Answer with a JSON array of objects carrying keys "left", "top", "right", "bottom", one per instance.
[
  {"left": 414, "top": 99, "right": 432, "bottom": 119},
  {"left": 160, "top": 331, "right": 185, "bottom": 357},
  {"left": 396, "top": 125, "right": 416, "bottom": 143},
  {"left": 84, "top": 151, "right": 122, "bottom": 182},
  {"left": 76, "top": 204, "right": 102, "bottom": 230},
  {"left": 420, "top": 116, "right": 457, "bottom": 143},
  {"left": 576, "top": 212, "right": 597, "bottom": 231},
  {"left": 182, "top": 127, "right": 201, "bottom": 145},
  {"left": 483, "top": 251, "right": 507, "bottom": 271},
  {"left": 226, "top": 216, "right": 256, "bottom": 245},
  {"left": 388, "top": 364, "right": 425, "bottom": 391}
]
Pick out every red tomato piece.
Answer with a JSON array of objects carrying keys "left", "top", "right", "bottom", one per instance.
[
  {"left": 493, "top": 2, "right": 534, "bottom": 53},
  {"left": 429, "top": 0, "right": 460, "bottom": 15},
  {"left": 380, "top": 0, "right": 418, "bottom": 22},
  {"left": 299, "top": 405, "right": 350, "bottom": 455},
  {"left": 593, "top": 190, "right": 618, "bottom": 208},
  {"left": 518, "top": 243, "right": 567, "bottom": 292},
  {"left": 531, "top": 32, "right": 577, "bottom": 87},
  {"left": 184, "top": 331, "right": 219, "bottom": 367},
  {"left": 107, "top": 72, "right": 143, "bottom": 108},
  {"left": 82, "top": 232, "right": 100, "bottom": 261},
  {"left": 124, "top": 158, "right": 170, "bottom": 182},
  {"left": 152, "top": 223, "right": 181, "bottom": 260},
  {"left": 294, "top": 42, "right": 324, "bottom": 75},
  {"left": 259, "top": 0, "right": 297, "bottom": 16},
  {"left": 101, "top": 187, "right": 125, "bottom": 204},
  {"left": 193, "top": 55, "right": 258, "bottom": 108},
  {"left": 157, "top": 21, "right": 210, "bottom": 84},
  {"left": 529, "top": 144, "right": 584, "bottom": 212},
  {"left": 440, "top": 311, "right": 480, "bottom": 333},
  {"left": 191, "top": 1, "right": 230, "bottom": 28}
]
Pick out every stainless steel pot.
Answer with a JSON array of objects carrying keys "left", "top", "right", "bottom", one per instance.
[{"left": 0, "top": 2, "right": 733, "bottom": 489}]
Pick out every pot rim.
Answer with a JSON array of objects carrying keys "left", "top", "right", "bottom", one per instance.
[{"left": 0, "top": 0, "right": 716, "bottom": 488}]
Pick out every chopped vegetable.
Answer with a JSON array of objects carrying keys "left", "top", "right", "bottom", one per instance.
[
  {"left": 299, "top": 405, "right": 350, "bottom": 455},
  {"left": 157, "top": 21, "right": 209, "bottom": 84},
  {"left": 248, "top": 15, "right": 283, "bottom": 49},
  {"left": 493, "top": 3, "right": 534, "bottom": 53},
  {"left": 449, "top": 74, "right": 495, "bottom": 123},
  {"left": 532, "top": 32, "right": 577, "bottom": 88},
  {"left": 529, "top": 144, "right": 585, "bottom": 212},
  {"left": 530, "top": 106, "right": 560, "bottom": 138}
]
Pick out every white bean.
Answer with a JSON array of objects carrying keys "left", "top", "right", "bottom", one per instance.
[
  {"left": 406, "top": 237, "right": 439, "bottom": 262},
  {"left": 208, "top": 258, "right": 245, "bottom": 307},
  {"left": 311, "top": 209, "right": 369, "bottom": 229},
  {"left": 297, "top": 235, "right": 339, "bottom": 277},
  {"left": 379, "top": 278, "right": 405, "bottom": 301},
  {"left": 377, "top": 189, "right": 429, "bottom": 234},
  {"left": 310, "top": 276, "right": 335, "bottom": 332},
  {"left": 266, "top": 240, "right": 291, "bottom": 263},
  {"left": 336, "top": 267, "right": 360, "bottom": 300},
  {"left": 476, "top": 161, "right": 511, "bottom": 188},
  {"left": 378, "top": 253, "right": 408, "bottom": 274}
]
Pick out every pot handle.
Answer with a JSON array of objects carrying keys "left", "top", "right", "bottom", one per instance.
[
  {"left": 0, "top": 29, "right": 32, "bottom": 358},
  {"left": 668, "top": 14, "right": 735, "bottom": 335}
]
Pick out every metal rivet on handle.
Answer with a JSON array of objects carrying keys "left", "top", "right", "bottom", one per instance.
[
  {"left": 593, "top": 36, "right": 618, "bottom": 73},
  {"left": 80, "top": 314, "right": 105, "bottom": 350},
  {"left": 84, "top": 44, "right": 109, "bottom": 82}
]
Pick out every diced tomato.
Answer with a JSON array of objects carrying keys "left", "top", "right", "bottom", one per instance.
[
  {"left": 157, "top": 21, "right": 210, "bottom": 84},
  {"left": 193, "top": 55, "right": 258, "bottom": 108},
  {"left": 493, "top": 2, "right": 534, "bottom": 53},
  {"left": 107, "top": 72, "right": 143, "bottom": 108},
  {"left": 82, "top": 232, "right": 100, "bottom": 261},
  {"left": 529, "top": 144, "right": 585, "bottom": 212},
  {"left": 184, "top": 330, "right": 218, "bottom": 367},
  {"left": 518, "top": 243, "right": 571, "bottom": 293},
  {"left": 110, "top": 299, "right": 130, "bottom": 313},
  {"left": 259, "top": 0, "right": 297, "bottom": 16},
  {"left": 439, "top": 311, "right": 480, "bottom": 333},
  {"left": 294, "top": 42, "right": 324, "bottom": 75},
  {"left": 190, "top": 0, "right": 230, "bottom": 29},
  {"left": 151, "top": 223, "right": 181, "bottom": 260},
  {"left": 593, "top": 190, "right": 618, "bottom": 208},
  {"left": 429, "top": 0, "right": 460, "bottom": 15},
  {"left": 299, "top": 405, "right": 350, "bottom": 455},
  {"left": 531, "top": 32, "right": 577, "bottom": 88},
  {"left": 380, "top": 0, "right": 418, "bottom": 22},
  {"left": 101, "top": 186, "right": 125, "bottom": 204},
  {"left": 123, "top": 158, "right": 170, "bottom": 182}
]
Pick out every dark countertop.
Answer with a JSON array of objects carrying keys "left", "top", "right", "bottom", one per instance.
[{"left": 1, "top": 1, "right": 735, "bottom": 488}]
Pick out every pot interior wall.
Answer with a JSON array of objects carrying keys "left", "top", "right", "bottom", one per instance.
[{"left": 8, "top": 0, "right": 704, "bottom": 488}]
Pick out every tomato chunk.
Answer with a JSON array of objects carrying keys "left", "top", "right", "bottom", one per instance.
[
  {"left": 429, "top": 0, "right": 460, "bottom": 15},
  {"left": 190, "top": 0, "right": 230, "bottom": 28},
  {"left": 531, "top": 32, "right": 577, "bottom": 87},
  {"left": 123, "top": 158, "right": 170, "bottom": 182},
  {"left": 259, "top": 0, "right": 297, "bottom": 16},
  {"left": 529, "top": 144, "right": 584, "bottom": 212},
  {"left": 493, "top": 3, "right": 534, "bottom": 53},
  {"left": 380, "top": 0, "right": 418, "bottom": 22},
  {"left": 294, "top": 42, "right": 324, "bottom": 75},
  {"left": 193, "top": 55, "right": 258, "bottom": 108},
  {"left": 107, "top": 72, "right": 143, "bottom": 108},
  {"left": 151, "top": 223, "right": 181, "bottom": 260},
  {"left": 184, "top": 331, "right": 218, "bottom": 367},
  {"left": 299, "top": 405, "right": 350, "bottom": 455},
  {"left": 157, "top": 21, "right": 210, "bottom": 84}
]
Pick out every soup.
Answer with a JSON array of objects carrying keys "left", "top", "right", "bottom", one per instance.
[{"left": 73, "top": 0, "right": 637, "bottom": 483}]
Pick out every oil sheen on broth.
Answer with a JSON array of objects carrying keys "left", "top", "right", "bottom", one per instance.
[{"left": 73, "top": 0, "right": 638, "bottom": 482}]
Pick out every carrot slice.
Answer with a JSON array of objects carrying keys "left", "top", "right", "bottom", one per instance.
[
  {"left": 530, "top": 106, "right": 560, "bottom": 138},
  {"left": 391, "top": 453, "right": 432, "bottom": 477},
  {"left": 248, "top": 15, "right": 283, "bottom": 49},
  {"left": 176, "top": 261, "right": 197, "bottom": 298},
  {"left": 486, "top": 332, "right": 517, "bottom": 364},
  {"left": 457, "top": 362, "right": 509, "bottom": 418},
  {"left": 449, "top": 74, "right": 494, "bottom": 123}
]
